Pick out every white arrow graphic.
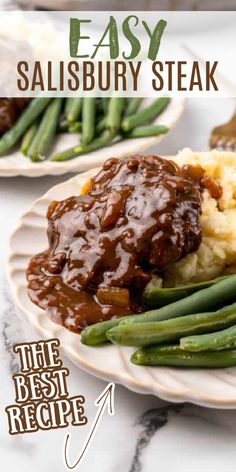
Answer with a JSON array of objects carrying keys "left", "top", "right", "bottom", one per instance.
[{"left": 63, "top": 382, "right": 115, "bottom": 470}]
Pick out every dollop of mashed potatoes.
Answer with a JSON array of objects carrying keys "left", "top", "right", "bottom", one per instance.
[{"left": 165, "top": 148, "right": 236, "bottom": 286}]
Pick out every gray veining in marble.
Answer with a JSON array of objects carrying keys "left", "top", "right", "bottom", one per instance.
[
  {"left": 1, "top": 279, "right": 21, "bottom": 375},
  {"left": 129, "top": 405, "right": 183, "bottom": 472}
]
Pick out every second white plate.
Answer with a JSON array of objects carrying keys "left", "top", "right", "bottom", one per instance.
[{"left": 0, "top": 98, "right": 185, "bottom": 177}]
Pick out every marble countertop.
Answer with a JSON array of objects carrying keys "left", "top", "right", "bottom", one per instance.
[{"left": 1, "top": 97, "right": 236, "bottom": 472}]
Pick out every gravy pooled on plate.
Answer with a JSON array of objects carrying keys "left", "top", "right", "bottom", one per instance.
[{"left": 27, "top": 155, "right": 202, "bottom": 332}]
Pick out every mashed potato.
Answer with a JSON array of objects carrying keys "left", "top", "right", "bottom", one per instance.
[{"left": 164, "top": 149, "right": 236, "bottom": 286}]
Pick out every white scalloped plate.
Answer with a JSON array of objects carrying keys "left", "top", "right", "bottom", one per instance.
[
  {"left": 7, "top": 166, "right": 236, "bottom": 409},
  {"left": 0, "top": 98, "right": 185, "bottom": 177}
]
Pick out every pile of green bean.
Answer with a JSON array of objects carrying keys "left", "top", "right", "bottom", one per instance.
[
  {"left": 0, "top": 97, "right": 170, "bottom": 162},
  {"left": 81, "top": 274, "right": 236, "bottom": 368}
]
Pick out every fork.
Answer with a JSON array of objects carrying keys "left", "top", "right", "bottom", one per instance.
[
  {"left": 210, "top": 107, "right": 236, "bottom": 151},
  {"left": 181, "top": 44, "right": 236, "bottom": 152}
]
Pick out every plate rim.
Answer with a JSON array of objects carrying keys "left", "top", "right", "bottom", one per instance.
[{"left": 7, "top": 163, "right": 236, "bottom": 409}]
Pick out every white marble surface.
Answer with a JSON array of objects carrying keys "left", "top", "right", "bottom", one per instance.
[{"left": 2, "top": 98, "right": 236, "bottom": 472}]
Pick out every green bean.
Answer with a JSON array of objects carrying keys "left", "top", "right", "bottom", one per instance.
[
  {"left": 107, "top": 97, "right": 125, "bottom": 133},
  {"left": 124, "top": 125, "right": 168, "bottom": 139},
  {"left": 28, "top": 98, "right": 63, "bottom": 162},
  {"left": 50, "top": 130, "right": 116, "bottom": 162},
  {"left": 81, "top": 317, "right": 132, "bottom": 346},
  {"left": 50, "top": 146, "right": 79, "bottom": 162},
  {"left": 58, "top": 119, "right": 82, "bottom": 133},
  {"left": 124, "top": 98, "right": 143, "bottom": 117},
  {"left": 65, "top": 97, "right": 82, "bottom": 123},
  {"left": 121, "top": 97, "right": 170, "bottom": 132},
  {"left": 64, "top": 98, "right": 74, "bottom": 119},
  {"left": 0, "top": 97, "right": 52, "bottom": 155},
  {"left": 68, "top": 122, "right": 82, "bottom": 133},
  {"left": 95, "top": 98, "right": 104, "bottom": 115},
  {"left": 21, "top": 121, "right": 38, "bottom": 156},
  {"left": 143, "top": 275, "right": 231, "bottom": 308},
  {"left": 122, "top": 274, "right": 236, "bottom": 326},
  {"left": 80, "top": 275, "right": 236, "bottom": 345},
  {"left": 106, "top": 302, "right": 236, "bottom": 346},
  {"left": 131, "top": 344, "right": 236, "bottom": 368},
  {"left": 95, "top": 99, "right": 114, "bottom": 136},
  {"left": 181, "top": 324, "right": 236, "bottom": 352},
  {"left": 81, "top": 98, "right": 96, "bottom": 145}
]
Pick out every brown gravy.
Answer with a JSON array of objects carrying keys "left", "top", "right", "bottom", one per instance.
[{"left": 27, "top": 155, "right": 204, "bottom": 332}]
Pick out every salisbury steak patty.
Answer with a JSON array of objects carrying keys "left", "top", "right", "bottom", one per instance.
[{"left": 27, "top": 155, "right": 202, "bottom": 331}]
